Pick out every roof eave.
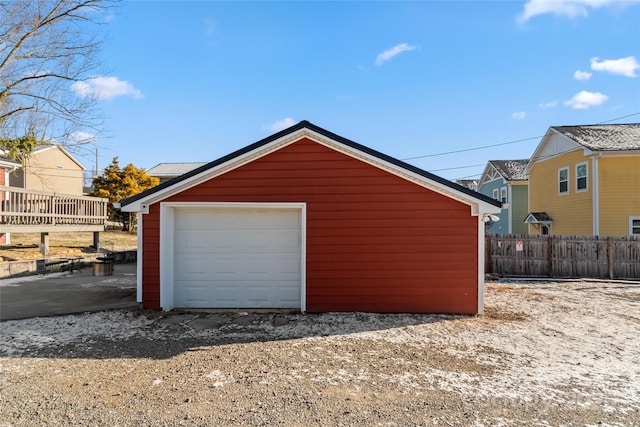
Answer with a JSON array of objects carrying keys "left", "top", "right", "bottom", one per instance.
[{"left": 121, "top": 121, "right": 502, "bottom": 214}]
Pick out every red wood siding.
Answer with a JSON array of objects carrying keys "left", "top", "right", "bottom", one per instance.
[{"left": 142, "top": 138, "right": 479, "bottom": 313}]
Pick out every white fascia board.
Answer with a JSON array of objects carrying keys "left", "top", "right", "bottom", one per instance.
[
  {"left": 303, "top": 129, "right": 502, "bottom": 215},
  {"left": 525, "top": 128, "right": 584, "bottom": 174},
  {"left": 59, "top": 148, "right": 87, "bottom": 171},
  {"left": 477, "top": 163, "right": 495, "bottom": 186},
  {"left": 524, "top": 128, "right": 554, "bottom": 175},
  {"left": 0, "top": 160, "right": 20, "bottom": 169},
  {"left": 123, "top": 127, "right": 501, "bottom": 215},
  {"left": 35, "top": 145, "right": 87, "bottom": 170},
  {"left": 588, "top": 150, "right": 640, "bottom": 158},
  {"left": 121, "top": 129, "right": 310, "bottom": 212}
]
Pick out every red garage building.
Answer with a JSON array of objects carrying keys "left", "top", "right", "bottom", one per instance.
[{"left": 119, "top": 121, "right": 501, "bottom": 314}]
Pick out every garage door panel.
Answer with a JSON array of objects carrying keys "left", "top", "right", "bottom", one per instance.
[
  {"left": 176, "top": 257, "right": 209, "bottom": 279},
  {"left": 173, "top": 207, "right": 302, "bottom": 309},
  {"left": 176, "top": 282, "right": 209, "bottom": 306},
  {"left": 175, "top": 230, "right": 241, "bottom": 252}
]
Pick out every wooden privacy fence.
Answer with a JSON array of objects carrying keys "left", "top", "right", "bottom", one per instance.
[{"left": 486, "top": 234, "right": 640, "bottom": 280}]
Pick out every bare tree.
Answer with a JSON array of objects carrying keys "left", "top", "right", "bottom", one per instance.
[{"left": 0, "top": 0, "right": 116, "bottom": 153}]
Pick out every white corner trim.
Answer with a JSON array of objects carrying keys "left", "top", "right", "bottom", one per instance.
[
  {"left": 477, "top": 216, "right": 485, "bottom": 315},
  {"left": 159, "top": 204, "right": 175, "bottom": 311},
  {"left": 136, "top": 212, "right": 143, "bottom": 303},
  {"left": 592, "top": 156, "right": 600, "bottom": 236},
  {"left": 158, "top": 202, "right": 307, "bottom": 312}
]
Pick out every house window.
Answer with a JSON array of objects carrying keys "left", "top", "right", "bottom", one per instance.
[
  {"left": 558, "top": 167, "right": 569, "bottom": 194},
  {"left": 500, "top": 187, "right": 507, "bottom": 204},
  {"left": 576, "top": 162, "right": 588, "bottom": 191},
  {"left": 631, "top": 217, "right": 640, "bottom": 235},
  {"left": 492, "top": 189, "right": 499, "bottom": 200}
]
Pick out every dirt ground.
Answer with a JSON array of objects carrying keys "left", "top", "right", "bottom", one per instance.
[
  {"left": 0, "top": 231, "right": 137, "bottom": 261},
  {"left": 1, "top": 280, "right": 639, "bottom": 426}
]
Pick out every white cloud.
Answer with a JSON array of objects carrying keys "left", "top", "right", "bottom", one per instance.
[
  {"left": 268, "top": 118, "right": 296, "bottom": 132},
  {"left": 574, "top": 70, "right": 592, "bottom": 80},
  {"left": 564, "top": 90, "right": 608, "bottom": 109},
  {"left": 511, "top": 111, "right": 527, "bottom": 120},
  {"left": 517, "top": 0, "right": 635, "bottom": 23},
  {"left": 69, "top": 131, "right": 96, "bottom": 144},
  {"left": 375, "top": 43, "right": 417, "bottom": 66},
  {"left": 590, "top": 56, "right": 639, "bottom": 77},
  {"left": 539, "top": 100, "right": 559, "bottom": 109},
  {"left": 71, "top": 76, "right": 143, "bottom": 101}
]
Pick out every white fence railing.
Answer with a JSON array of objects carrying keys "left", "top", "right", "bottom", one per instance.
[{"left": 0, "top": 186, "right": 108, "bottom": 232}]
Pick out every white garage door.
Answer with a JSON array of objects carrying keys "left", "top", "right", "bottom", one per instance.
[{"left": 173, "top": 207, "right": 302, "bottom": 308}]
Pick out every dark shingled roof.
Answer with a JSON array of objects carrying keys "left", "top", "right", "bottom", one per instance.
[
  {"left": 525, "top": 212, "right": 553, "bottom": 223},
  {"left": 146, "top": 162, "right": 208, "bottom": 177},
  {"left": 0, "top": 155, "right": 20, "bottom": 166},
  {"left": 120, "top": 120, "right": 501, "bottom": 208},
  {"left": 455, "top": 179, "right": 478, "bottom": 190},
  {"left": 552, "top": 123, "right": 640, "bottom": 151},
  {"left": 488, "top": 160, "right": 529, "bottom": 181}
]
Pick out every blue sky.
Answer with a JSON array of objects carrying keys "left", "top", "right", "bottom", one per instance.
[{"left": 75, "top": 0, "right": 640, "bottom": 181}]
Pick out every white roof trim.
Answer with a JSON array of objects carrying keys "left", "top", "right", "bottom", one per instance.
[
  {"left": 525, "top": 128, "right": 585, "bottom": 175},
  {"left": 31, "top": 145, "right": 87, "bottom": 171},
  {"left": 122, "top": 127, "right": 500, "bottom": 215}
]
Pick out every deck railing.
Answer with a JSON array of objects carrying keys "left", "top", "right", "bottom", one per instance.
[{"left": 0, "top": 186, "right": 108, "bottom": 232}]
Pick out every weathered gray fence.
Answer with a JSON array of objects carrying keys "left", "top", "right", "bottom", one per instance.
[{"left": 486, "top": 234, "right": 640, "bottom": 279}]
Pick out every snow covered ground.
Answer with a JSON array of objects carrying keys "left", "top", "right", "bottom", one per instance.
[{"left": 1, "top": 279, "right": 639, "bottom": 425}]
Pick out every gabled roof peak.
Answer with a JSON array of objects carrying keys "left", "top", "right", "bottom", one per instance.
[
  {"left": 120, "top": 120, "right": 501, "bottom": 211},
  {"left": 487, "top": 160, "right": 529, "bottom": 181}
]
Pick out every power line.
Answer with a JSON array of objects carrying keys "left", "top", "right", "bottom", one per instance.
[
  {"left": 450, "top": 117, "right": 640, "bottom": 181},
  {"left": 429, "top": 163, "right": 486, "bottom": 172},
  {"left": 402, "top": 111, "right": 640, "bottom": 161},
  {"left": 403, "top": 135, "right": 542, "bottom": 161}
]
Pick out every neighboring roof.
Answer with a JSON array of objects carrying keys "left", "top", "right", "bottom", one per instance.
[
  {"left": 146, "top": 162, "right": 208, "bottom": 177},
  {"left": 524, "top": 212, "right": 553, "bottom": 224},
  {"left": 552, "top": 123, "right": 640, "bottom": 151},
  {"left": 478, "top": 159, "right": 529, "bottom": 186},
  {"left": 455, "top": 179, "right": 478, "bottom": 190},
  {"left": 488, "top": 160, "right": 528, "bottom": 181},
  {"left": 0, "top": 156, "right": 21, "bottom": 169},
  {"left": 120, "top": 120, "right": 501, "bottom": 212},
  {"left": 526, "top": 123, "right": 640, "bottom": 174}
]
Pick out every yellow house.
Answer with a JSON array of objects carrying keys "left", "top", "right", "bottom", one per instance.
[
  {"left": 525, "top": 124, "right": 640, "bottom": 236},
  {"left": 8, "top": 144, "right": 86, "bottom": 196}
]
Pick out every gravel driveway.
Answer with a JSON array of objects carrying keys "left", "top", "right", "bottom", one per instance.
[{"left": 1, "top": 280, "right": 639, "bottom": 426}]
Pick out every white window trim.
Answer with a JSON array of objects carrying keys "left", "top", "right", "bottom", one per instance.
[
  {"left": 492, "top": 188, "right": 499, "bottom": 200},
  {"left": 630, "top": 216, "right": 640, "bottom": 236},
  {"left": 558, "top": 167, "right": 569, "bottom": 195},
  {"left": 575, "top": 161, "right": 588, "bottom": 192},
  {"left": 500, "top": 187, "right": 507, "bottom": 204}
]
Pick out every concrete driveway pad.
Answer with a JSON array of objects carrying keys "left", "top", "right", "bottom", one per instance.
[{"left": 0, "top": 263, "right": 138, "bottom": 321}]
